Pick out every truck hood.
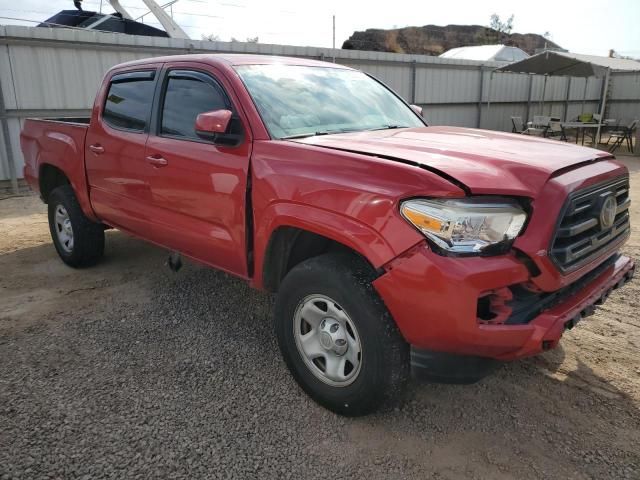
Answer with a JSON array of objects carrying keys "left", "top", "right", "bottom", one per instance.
[{"left": 291, "top": 126, "right": 612, "bottom": 197}]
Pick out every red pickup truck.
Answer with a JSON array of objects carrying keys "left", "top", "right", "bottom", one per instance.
[{"left": 21, "top": 54, "right": 635, "bottom": 415}]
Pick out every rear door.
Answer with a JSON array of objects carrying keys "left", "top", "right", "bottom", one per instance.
[
  {"left": 142, "top": 64, "right": 252, "bottom": 277},
  {"left": 85, "top": 67, "right": 160, "bottom": 234}
]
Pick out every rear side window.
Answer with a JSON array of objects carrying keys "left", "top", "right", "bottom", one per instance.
[
  {"left": 103, "top": 71, "right": 155, "bottom": 131},
  {"left": 160, "top": 70, "right": 229, "bottom": 140}
]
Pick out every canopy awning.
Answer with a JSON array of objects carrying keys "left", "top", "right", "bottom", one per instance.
[
  {"left": 491, "top": 51, "right": 640, "bottom": 141},
  {"left": 495, "top": 50, "right": 640, "bottom": 77}
]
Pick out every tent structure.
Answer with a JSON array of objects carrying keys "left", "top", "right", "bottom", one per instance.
[
  {"left": 496, "top": 50, "right": 640, "bottom": 77},
  {"left": 494, "top": 50, "right": 640, "bottom": 141},
  {"left": 439, "top": 45, "right": 529, "bottom": 63}
]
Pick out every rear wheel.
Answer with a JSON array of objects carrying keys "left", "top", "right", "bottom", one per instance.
[
  {"left": 48, "top": 185, "right": 104, "bottom": 267},
  {"left": 275, "top": 253, "right": 409, "bottom": 416}
]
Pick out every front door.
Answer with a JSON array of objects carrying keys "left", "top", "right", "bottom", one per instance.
[{"left": 143, "top": 66, "right": 252, "bottom": 277}]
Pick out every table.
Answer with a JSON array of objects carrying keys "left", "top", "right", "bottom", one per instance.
[{"left": 560, "top": 122, "right": 604, "bottom": 145}]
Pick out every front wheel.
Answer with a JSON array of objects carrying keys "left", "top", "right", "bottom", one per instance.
[
  {"left": 48, "top": 185, "right": 105, "bottom": 267},
  {"left": 275, "top": 253, "right": 409, "bottom": 416}
]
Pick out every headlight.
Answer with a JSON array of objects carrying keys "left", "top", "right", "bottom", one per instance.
[{"left": 400, "top": 197, "right": 527, "bottom": 255}]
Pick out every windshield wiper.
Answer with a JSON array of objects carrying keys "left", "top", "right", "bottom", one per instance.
[
  {"left": 280, "top": 132, "right": 324, "bottom": 139},
  {"left": 366, "top": 125, "right": 411, "bottom": 131},
  {"left": 280, "top": 128, "right": 363, "bottom": 140}
]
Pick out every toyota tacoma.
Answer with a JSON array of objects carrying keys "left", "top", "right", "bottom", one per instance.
[{"left": 20, "top": 54, "right": 635, "bottom": 415}]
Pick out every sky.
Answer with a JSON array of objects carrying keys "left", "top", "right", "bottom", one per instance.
[{"left": 1, "top": 0, "right": 639, "bottom": 58}]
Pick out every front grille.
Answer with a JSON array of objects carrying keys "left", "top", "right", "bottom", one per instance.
[
  {"left": 550, "top": 176, "right": 631, "bottom": 272},
  {"left": 505, "top": 254, "right": 619, "bottom": 324}
]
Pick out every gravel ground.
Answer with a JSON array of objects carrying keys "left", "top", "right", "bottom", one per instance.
[{"left": 1, "top": 157, "right": 640, "bottom": 479}]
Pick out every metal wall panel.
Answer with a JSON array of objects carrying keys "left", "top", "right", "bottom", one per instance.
[
  {"left": 9, "top": 118, "right": 23, "bottom": 176},
  {"left": 484, "top": 103, "right": 531, "bottom": 131},
  {"left": 0, "top": 118, "right": 23, "bottom": 180},
  {"left": 0, "top": 121, "right": 8, "bottom": 180},
  {"left": 341, "top": 62, "right": 413, "bottom": 100},
  {"left": 610, "top": 72, "right": 640, "bottom": 99},
  {"left": 486, "top": 72, "right": 530, "bottom": 102},
  {"left": 608, "top": 103, "right": 640, "bottom": 124},
  {"left": 416, "top": 66, "right": 481, "bottom": 104},
  {"left": 1, "top": 25, "right": 638, "bottom": 183},
  {"left": 7, "top": 45, "right": 160, "bottom": 110},
  {"left": 568, "top": 76, "right": 603, "bottom": 101},
  {"left": 425, "top": 104, "right": 477, "bottom": 128},
  {"left": 567, "top": 102, "right": 601, "bottom": 121},
  {"left": 494, "top": 103, "right": 529, "bottom": 131},
  {"left": 0, "top": 44, "right": 17, "bottom": 110}
]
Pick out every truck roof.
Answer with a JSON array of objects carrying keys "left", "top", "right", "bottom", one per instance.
[{"left": 110, "top": 53, "right": 351, "bottom": 71}]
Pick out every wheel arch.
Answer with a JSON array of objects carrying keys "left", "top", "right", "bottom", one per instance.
[
  {"left": 39, "top": 163, "right": 71, "bottom": 203},
  {"left": 254, "top": 203, "right": 396, "bottom": 292},
  {"left": 37, "top": 161, "right": 97, "bottom": 221}
]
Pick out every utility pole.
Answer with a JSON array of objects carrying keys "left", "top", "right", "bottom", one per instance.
[
  {"left": 332, "top": 15, "right": 335, "bottom": 49},
  {"left": 332, "top": 15, "right": 336, "bottom": 63}
]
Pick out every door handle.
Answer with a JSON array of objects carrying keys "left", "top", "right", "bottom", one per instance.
[
  {"left": 145, "top": 155, "right": 168, "bottom": 167},
  {"left": 89, "top": 144, "right": 105, "bottom": 154}
]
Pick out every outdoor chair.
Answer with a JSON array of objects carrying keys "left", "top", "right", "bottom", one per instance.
[
  {"left": 511, "top": 116, "right": 525, "bottom": 133},
  {"left": 532, "top": 116, "right": 551, "bottom": 128},
  {"left": 600, "top": 118, "right": 618, "bottom": 131},
  {"left": 608, "top": 119, "right": 638, "bottom": 153},
  {"left": 598, "top": 118, "right": 618, "bottom": 140},
  {"left": 511, "top": 116, "right": 545, "bottom": 136},
  {"left": 546, "top": 121, "right": 567, "bottom": 141}
]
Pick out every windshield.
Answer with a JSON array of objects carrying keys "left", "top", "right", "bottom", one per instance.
[{"left": 234, "top": 64, "right": 425, "bottom": 139}]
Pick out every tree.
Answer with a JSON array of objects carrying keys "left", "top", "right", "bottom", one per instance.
[
  {"left": 201, "top": 33, "right": 220, "bottom": 42},
  {"left": 489, "top": 14, "right": 514, "bottom": 35},
  {"left": 486, "top": 13, "right": 514, "bottom": 44},
  {"left": 230, "top": 36, "right": 258, "bottom": 43}
]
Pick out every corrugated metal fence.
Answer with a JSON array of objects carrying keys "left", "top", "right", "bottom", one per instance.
[{"left": 1, "top": 25, "right": 640, "bottom": 189}]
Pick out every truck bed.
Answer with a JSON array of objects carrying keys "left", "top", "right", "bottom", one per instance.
[{"left": 20, "top": 117, "right": 93, "bottom": 216}]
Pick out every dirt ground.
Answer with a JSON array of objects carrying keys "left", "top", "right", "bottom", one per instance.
[{"left": 1, "top": 157, "right": 640, "bottom": 479}]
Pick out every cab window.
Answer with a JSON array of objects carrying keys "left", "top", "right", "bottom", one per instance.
[
  {"left": 103, "top": 71, "right": 155, "bottom": 132},
  {"left": 160, "top": 70, "right": 229, "bottom": 140}
]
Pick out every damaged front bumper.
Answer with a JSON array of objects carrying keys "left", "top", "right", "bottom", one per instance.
[{"left": 373, "top": 243, "right": 635, "bottom": 362}]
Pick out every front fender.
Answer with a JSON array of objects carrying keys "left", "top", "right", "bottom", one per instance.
[{"left": 252, "top": 201, "right": 404, "bottom": 290}]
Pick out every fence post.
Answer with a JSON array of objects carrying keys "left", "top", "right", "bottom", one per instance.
[
  {"left": 563, "top": 77, "right": 572, "bottom": 121},
  {"left": 410, "top": 60, "right": 417, "bottom": 104},
  {"left": 525, "top": 74, "right": 533, "bottom": 123},
  {"left": 0, "top": 73, "right": 18, "bottom": 194},
  {"left": 477, "top": 65, "right": 484, "bottom": 128}
]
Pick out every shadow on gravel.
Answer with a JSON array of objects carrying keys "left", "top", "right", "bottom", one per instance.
[{"left": 1, "top": 237, "right": 639, "bottom": 479}]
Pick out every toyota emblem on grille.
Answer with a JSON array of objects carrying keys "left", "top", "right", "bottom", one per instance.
[{"left": 600, "top": 196, "right": 617, "bottom": 229}]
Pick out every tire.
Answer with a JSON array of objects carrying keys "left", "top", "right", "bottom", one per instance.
[
  {"left": 275, "top": 253, "right": 409, "bottom": 416},
  {"left": 48, "top": 185, "right": 105, "bottom": 267}
]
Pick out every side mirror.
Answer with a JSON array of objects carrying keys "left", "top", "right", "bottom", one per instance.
[
  {"left": 410, "top": 104, "right": 423, "bottom": 117},
  {"left": 195, "top": 109, "right": 232, "bottom": 140}
]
